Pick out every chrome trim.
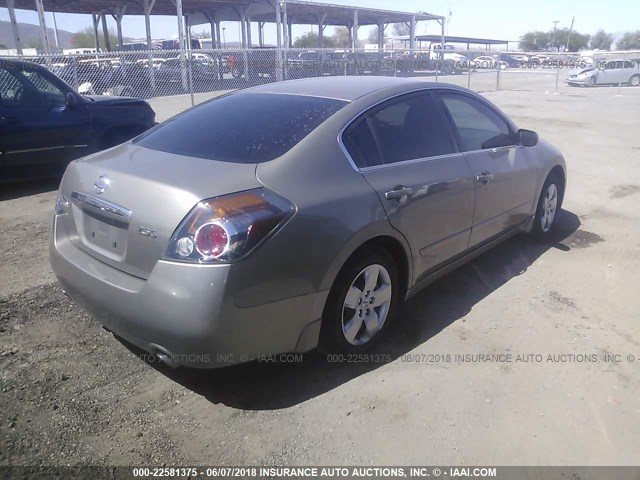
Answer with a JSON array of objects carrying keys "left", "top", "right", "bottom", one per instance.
[
  {"left": 360, "top": 152, "right": 468, "bottom": 172},
  {"left": 71, "top": 191, "right": 132, "bottom": 224}
]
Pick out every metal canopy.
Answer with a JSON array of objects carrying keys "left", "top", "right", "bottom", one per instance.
[
  {"left": 6, "top": 0, "right": 263, "bottom": 16},
  {"left": 7, "top": 0, "right": 444, "bottom": 25},
  {"left": 414, "top": 34, "right": 510, "bottom": 46}
]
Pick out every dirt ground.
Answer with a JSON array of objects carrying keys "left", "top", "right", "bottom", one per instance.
[{"left": 1, "top": 83, "right": 640, "bottom": 467}]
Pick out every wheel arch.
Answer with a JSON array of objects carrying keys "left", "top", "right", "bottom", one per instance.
[
  {"left": 321, "top": 230, "right": 413, "bottom": 304},
  {"left": 548, "top": 164, "right": 567, "bottom": 207}
]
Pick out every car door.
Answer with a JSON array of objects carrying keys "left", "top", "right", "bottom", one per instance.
[
  {"left": 597, "top": 60, "right": 620, "bottom": 84},
  {"left": 1, "top": 65, "right": 91, "bottom": 172},
  {"left": 438, "top": 92, "right": 538, "bottom": 248},
  {"left": 342, "top": 92, "right": 476, "bottom": 281}
]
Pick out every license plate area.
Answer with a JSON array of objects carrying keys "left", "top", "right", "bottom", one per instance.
[{"left": 71, "top": 192, "right": 132, "bottom": 261}]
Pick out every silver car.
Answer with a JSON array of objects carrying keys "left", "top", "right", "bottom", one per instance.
[
  {"left": 566, "top": 59, "right": 640, "bottom": 87},
  {"left": 50, "top": 77, "right": 567, "bottom": 368}
]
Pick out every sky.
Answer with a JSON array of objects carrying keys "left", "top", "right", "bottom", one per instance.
[{"left": 1, "top": 0, "right": 639, "bottom": 47}]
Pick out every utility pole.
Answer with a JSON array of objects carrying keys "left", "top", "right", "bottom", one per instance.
[
  {"left": 566, "top": 17, "right": 575, "bottom": 51},
  {"left": 552, "top": 20, "right": 559, "bottom": 51}
]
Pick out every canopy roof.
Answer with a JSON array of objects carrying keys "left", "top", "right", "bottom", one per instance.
[{"left": 11, "top": 0, "right": 444, "bottom": 26}]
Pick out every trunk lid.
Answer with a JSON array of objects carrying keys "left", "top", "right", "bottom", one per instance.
[{"left": 58, "top": 143, "right": 260, "bottom": 279}]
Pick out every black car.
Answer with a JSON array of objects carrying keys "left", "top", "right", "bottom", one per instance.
[
  {"left": 498, "top": 54, "right": 523, "bottom": 68},
  {"left": 0, "top": 59, "right": 156, "bottom": 182}
]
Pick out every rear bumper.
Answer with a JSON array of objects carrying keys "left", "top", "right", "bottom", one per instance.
[{"left": 50, "top": 216, "right": 327, "bottom": 368}]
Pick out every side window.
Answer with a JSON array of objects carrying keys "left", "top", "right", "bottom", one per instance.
[
  {"left": 22, "top": 70, "right": 66, "bottom": 106},
  {"left": 368, "top": 94, "right": 455, "bottom": 164},
  {"left": 0, "top": 69, "right": 23, "bottom": 106},
  {"left": 440, "top": 94, "right": 514, "bottom": 151},
  {"left": 343, "top": 119, "right": 383, "bottom": 168}
]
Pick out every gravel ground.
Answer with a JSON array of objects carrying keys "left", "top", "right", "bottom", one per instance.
[{"left": 1, "top": 83, "right": 640, "bottom": 467}]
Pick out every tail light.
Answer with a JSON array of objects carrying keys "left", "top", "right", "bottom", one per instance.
[
  {"left": 55, "top": 191, "right": 70, "bottom": 216},
  {"left": 163, "top": 188, "right": 295, "bottom": 264}
]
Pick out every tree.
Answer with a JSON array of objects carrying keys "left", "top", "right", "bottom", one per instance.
[
  {"left": 617, "top": 30, "right": 640, "bottom": 50},
  {"left": 553, "top": 28, "right": 589, "bottom": 51},
  {"left": 293, "top": 32, "right": 337, "bottom": 48},
  {"left": 519, "top": 28, "right": 588, "bottom": 52},
  {"left": 590, "top": 30, "right": 613, "bottom": 50},
  {"left": 392, "top": 23, "right": 410, "bottom": 36},
  {"left": 368, "top": 26, "right": 379, "bottom": 44},
  {"left": 191, "top": 29, "right": 211, "bottom": 39},
  {"left": 519, "top": 31, "right": 551, "bottom": 51},
  {"left": 24, "top": 39, "right": 43, "bottom": 49},
  {"left": 72, "top": 26, "right": 118, "bottom": 49},
  {"left": 332, "top": 26, "right": 350, "bottom": 48}
]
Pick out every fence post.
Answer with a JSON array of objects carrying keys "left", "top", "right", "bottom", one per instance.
[
  {"left": 393, "top": 49, "right": 397, "bottom": 77},
  {"left": 434, "top": 50, "right": 439, "bottom": 82},
  {"left": 187, "top": 48, "right": 195, "bottom": 106},
  {"left": 467, "top": 55, "right": 471, "bottom": 89},
  {"left": 617, "top": 52, "right": 625, "bottom": 97},
  {"left": 554, "top": 50, "right": 560, "bottom": 94},
  {"left": 72, "top": 55, "right": 79, "bottom": 90},
  {"left": 496, "top": 52, "right": 501, "bottom": 91}
]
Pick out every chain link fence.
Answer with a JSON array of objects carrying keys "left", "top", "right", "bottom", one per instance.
[{"left": 14, "top": 47, "right": 640, "bottom": 122}]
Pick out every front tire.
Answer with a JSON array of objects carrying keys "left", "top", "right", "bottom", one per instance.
[
  {"left": 532, "top": 173, "right": 563, "bottom": 238},
  {"left": 629, "top": 75, "right": 640, "bottom": 87},
  {"left": 588, "top": 76, "right": 596, "bottom": 87},
  {"left": 319, "top": 248, "right": 400, "bottom": 353}
]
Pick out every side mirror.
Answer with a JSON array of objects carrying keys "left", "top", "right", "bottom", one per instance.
[
  {"left": 66, "top": 92, "right": 78, "bottom": 109},
  {"left": 517, "top": 128, "right": 538, "bottom": 147}
]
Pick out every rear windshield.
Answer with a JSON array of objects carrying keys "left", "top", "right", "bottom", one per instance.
[{"left": 135, "top": 92, "right": 348, "bottom": 163}]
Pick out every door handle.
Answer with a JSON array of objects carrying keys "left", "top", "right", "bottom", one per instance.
[
  {"left": 475, "top": 171, "right": 494, "bottom": 185},
  {"left": 385, "top": 186, "right": 413, "bottom": 200}
]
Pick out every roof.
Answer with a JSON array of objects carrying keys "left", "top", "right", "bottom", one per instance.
[
  {"left": 11, "top": 0, "right": 444, "bottom": 26},
  {"left": 395, "top": 34, "right": 511, "bottom": 46},
  {"left": 241, "top": 76, "right": 448, "bottom": 101}
]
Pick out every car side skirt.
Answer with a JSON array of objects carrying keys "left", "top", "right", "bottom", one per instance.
[{"left": 405, "top": 218, "right": 531, "bottom": 300}]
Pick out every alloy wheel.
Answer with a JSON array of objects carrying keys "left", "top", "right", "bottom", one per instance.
[
  {"left": 540, "top": 183, "right": 558, "bottom": 232},
  {"left": 341, "top": 264, "right": 392, "bottom": 346}
]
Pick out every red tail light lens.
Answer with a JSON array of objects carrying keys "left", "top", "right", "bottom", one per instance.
[
  {"left": 195, "top": 223, "right": 229, "bottom": 258},
  {"left": 163, "top": 188, "right": 295, "bottom": 264}
]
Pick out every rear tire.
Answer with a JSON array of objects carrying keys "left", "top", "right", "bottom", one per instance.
[
  {"left": 630, "top": 75, "right": 640, "bottom": 87},
  {"left": 531, "top": 173, "right": 563, "bottom": 239},
  {"left": 319, "top": 248, "right": 400, "bottom": 354}
]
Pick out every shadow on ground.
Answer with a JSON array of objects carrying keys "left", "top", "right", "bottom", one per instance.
[
  {"left": 124, "top": 209, "right": 584, "bottom": 410},
  {"left": 0, "top": 178, "right": 60, "bottom": 202}
]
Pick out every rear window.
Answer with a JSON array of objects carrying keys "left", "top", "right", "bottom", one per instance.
[{"left": 135, "top": 92, "right": 347, "bottom": 163}]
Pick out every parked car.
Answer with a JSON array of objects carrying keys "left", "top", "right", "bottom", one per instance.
[
  {"left": 156, "top": 57, "right": 218, "bottom": 85},
  {"left": 88, "top": 62, "right": 155, "bottom": 98},
  {"left": 471, "top": 55, "right": 508, "bottom": 70},
  {"left": 50, "top": 77, "right": 566, "bottom": 368},
  {"left": 227, "top": 48, "right": 279, "bottom": 79},
  {"left": 566, "top": 59, "right": 640, "bottom": 87},
  {"left": 0, "top": 59, "right": 156, "bottom": 181},
  {"left": 498, "top": 54, "right": 523, "bottom": 68},
  {"left": 395, "top": 51, "right": 461, "bottom": 75},
  {"left": 287, "top": 51, "right": 343, "bottom": 77}
]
